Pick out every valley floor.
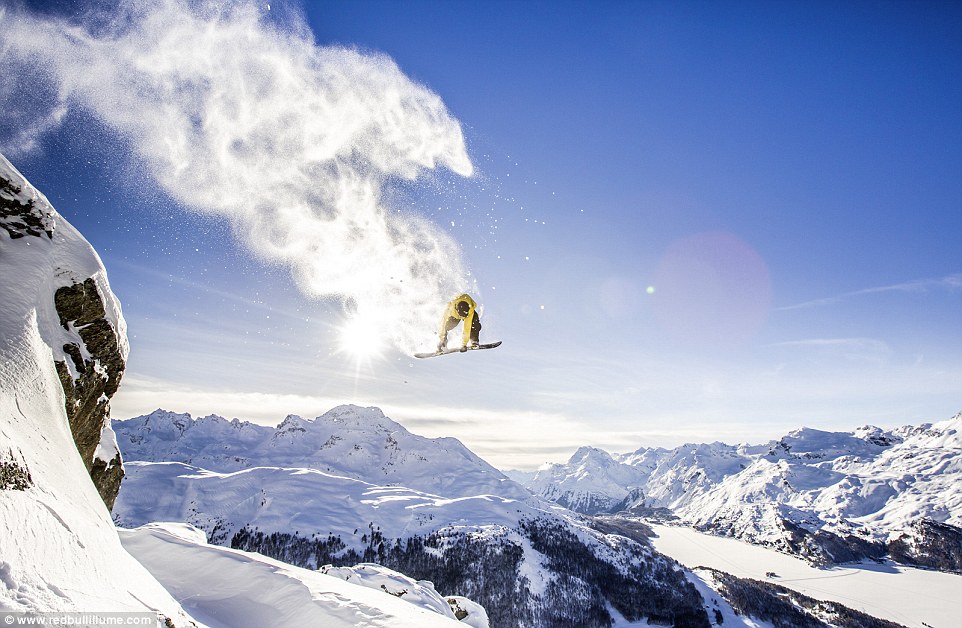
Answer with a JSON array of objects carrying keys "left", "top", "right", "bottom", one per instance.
[{"left": 648, "top": 524, "right": 961, "bottom": 628}]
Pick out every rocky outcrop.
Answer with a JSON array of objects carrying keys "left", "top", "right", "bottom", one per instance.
[
  {"left": 778, "top": 519, "right": 886, "bottom": 567},
  {"left": 1, "top": 152, "right": 193, "bottom": 622},
  {"left": 0, "top": 174, "right": 54, "bottom": 239},
  {"left": 0, "top": 448, "right": 33, "bottom": 491},
  {"left": 53, "top": 274, "right": 127, "bottom": 512}
]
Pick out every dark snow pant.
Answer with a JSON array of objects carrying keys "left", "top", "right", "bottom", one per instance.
[{"left": 441, "top": 315, "right": 481, "bottom": 345}]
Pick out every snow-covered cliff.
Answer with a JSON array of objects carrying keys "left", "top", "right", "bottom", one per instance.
[{"left": 0, "top": 153, "right": 191, "bottom": 622}]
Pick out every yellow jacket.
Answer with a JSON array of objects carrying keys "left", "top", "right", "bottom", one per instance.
[{"left": 439, "top": 293, "right": 477, "bottom": 347}]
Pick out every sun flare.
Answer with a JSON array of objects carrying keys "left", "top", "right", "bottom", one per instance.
[{"left": 338, "top": 316, "right": 385, "bottom": 360}]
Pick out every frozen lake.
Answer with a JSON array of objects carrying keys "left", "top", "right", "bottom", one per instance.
[{"left": 649, "top": 524, "right": 962, "bottom": 628}]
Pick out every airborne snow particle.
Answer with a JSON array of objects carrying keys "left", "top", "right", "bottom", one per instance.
[{"left": 1, "top": 0, "right": 475, "bottom": 354}]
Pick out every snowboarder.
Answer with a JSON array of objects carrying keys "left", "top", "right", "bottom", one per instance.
[{"left": 437, "top": 293, "right": 482, "bottom": 352}]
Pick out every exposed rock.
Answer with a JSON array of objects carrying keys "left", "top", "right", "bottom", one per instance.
[
  {"left": 0, "top": 448, "right": 33, "bottom": 491},
  {"left": 0, "top": 175, "right": 54, "bottom": 239},
  {"left": 52, "top": 276, "right": 127, "bottom": 510},
  {"left": 447, "top": 598, "right": 469, "bottom": 621},
  {"left": 3, "top": 164, "right": 126, "bottom": 510},
  {"left": 90, "top": 452, "right": 125, "bottom": 509},
  {"left": 888, "top": 519, "right": 962, "bottom": 573},
  {"left": 780, "top": 519, "right": 886, "bottom": 567}
]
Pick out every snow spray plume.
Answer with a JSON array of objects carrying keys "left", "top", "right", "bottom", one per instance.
[{"left": 0, "top": 0, "right": 474, "bottom": 352}]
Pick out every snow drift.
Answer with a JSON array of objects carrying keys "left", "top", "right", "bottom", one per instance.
[{"left": 120, "top": 522, "right": 472, "bottom": 627}]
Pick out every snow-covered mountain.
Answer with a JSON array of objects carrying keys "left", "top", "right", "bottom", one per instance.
[
  {"left": 525, "top": 415, "right": 962, "bottom": 570},
  {"left": 115, "top": 405, "right": 922, "bottom": 627},
  {"left": 114, "top": 406, "right": 714, "bottom": 627},
  {"left": 525, "top": 446, "right": 650, "bottom": 515}
]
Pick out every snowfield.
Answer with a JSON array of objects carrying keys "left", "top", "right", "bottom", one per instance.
[
  {"left": 650, "top": 523, "right": 962, "bottom": 628},
  {"left": 116, "top": 459, "right": 531, "bottom": 549}
]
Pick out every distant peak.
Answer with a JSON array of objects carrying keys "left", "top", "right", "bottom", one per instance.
[
  {"left": 322, "top": 404, "right": 386, "bottom": 420},
  {"left": 940, "top": 410, "right": 962, "bottom": 427},
  {"left": 317, "top": 405, "right": 401, "bottom": 433},
  {"left": 274, "top": 414, "right": 308, "bottom": 431},
  {"left": 570, "top": 446, "right": 614, "bottom": 465},
  {"left": 141, "top": 408, "right": 194, "bottom": 425},
  {"left": 147, "top": 408, "right": 190, "bottom": 418},
  {"left": 853, "top": 425, "right": 900, "bottom": 447},
  {"left": 197, "top": 413, "right": 229, "bottom": 423}
]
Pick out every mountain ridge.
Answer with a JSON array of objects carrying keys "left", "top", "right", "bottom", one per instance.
[
  {"left": 524, "top": 412, "right": 962, "bottom": 571},
  {"left": 111, "top": 403, "right": 934, "bottom": 627},
  {"left": 115, "top": 404, "right": 530, "bottom": 501}
]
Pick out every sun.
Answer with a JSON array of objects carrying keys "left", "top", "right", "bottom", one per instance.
[{"left": 337, "top": 315, "right": 385, "bottom": 360}]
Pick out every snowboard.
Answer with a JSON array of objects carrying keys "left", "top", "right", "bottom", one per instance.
[{"left": 415, "top": 341, "right": 502, "bottom": 359}]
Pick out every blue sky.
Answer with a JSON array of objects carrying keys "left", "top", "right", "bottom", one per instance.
[{"left": 2, "top": 0, "right": 960, "bottom": 469}]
